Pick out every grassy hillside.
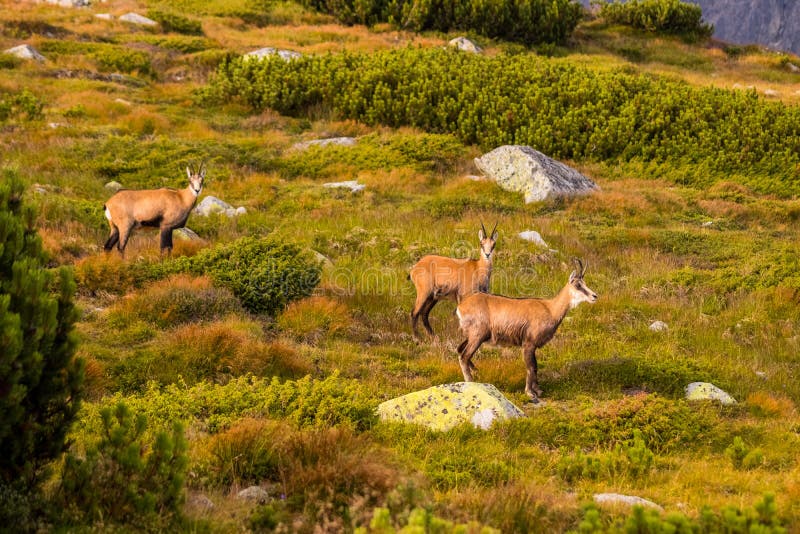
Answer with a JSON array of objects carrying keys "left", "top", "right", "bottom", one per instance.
[{"left": 2, "top": 0, "right": 800, "bottom": 531}]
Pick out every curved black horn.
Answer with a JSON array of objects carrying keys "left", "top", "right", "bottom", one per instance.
[
  {"left": 490, "top": 221, "right": 498, "bottom": 237},
  {"left": 572, "top": 257, "right": 584, "bottom": 276},
  {"left": 480, "top": 221, "right": 487, "bottom": 237}
]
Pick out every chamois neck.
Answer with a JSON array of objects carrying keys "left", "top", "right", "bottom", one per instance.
[
  {"left": 182, "top": 184, "right": 201, "bottom": 206},
  {"left": 548, "top": 284, "right": 575, "bottom": 322}
]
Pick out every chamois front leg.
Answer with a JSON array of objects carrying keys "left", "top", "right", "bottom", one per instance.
[
  {"left": 159, "top": 226, "right": 174, "bottom": 257},
  {"left": 523, "top": 342, "right": 543, "bottom": 400},
  {"left": 419, "top": 296, "right": 438, "bottom": 337}
]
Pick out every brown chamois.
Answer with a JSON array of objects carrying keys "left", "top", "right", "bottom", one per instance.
[
  {"left": 409, "top": 222, "right": 498, "bottom": 338},
  {"left": 456, "top": 259, "right": 598, "bottom": 402},
  {"left": 103, "top": 164, "right": 206, "bottom": 257}
]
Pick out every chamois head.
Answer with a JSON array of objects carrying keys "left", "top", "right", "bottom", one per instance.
[
  {"left": 567, "top": 258, "right": 598, "bottom": 308},
  {"left": 186, "top": 163, "right": 206, "bottom": 197},
  {"left": 478, "top": 221, "right": 498, "bottom": 260}
]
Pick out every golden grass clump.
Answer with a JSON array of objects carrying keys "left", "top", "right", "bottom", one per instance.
[
  {"left": 74, "top": 253, "right": 139, "bottom": 296},
  {"left": 746, "top": 391, "right": 796, "bottom": 418},
  {"left": 277, "top": 296, "right": 351, "bottom": 343},
  {"left": 120, "top": 109, "right": 172, "bottom": 137}
]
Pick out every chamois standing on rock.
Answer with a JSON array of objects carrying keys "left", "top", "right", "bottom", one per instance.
[
  {"left": 103, "top": 164, "right": 206, "bottom": 257},
  {"left": 409, "top": 222, "right": 498, "bottom": 338},
  {"left": 456, "top": 258, "right": 598, "bottom": 402}
]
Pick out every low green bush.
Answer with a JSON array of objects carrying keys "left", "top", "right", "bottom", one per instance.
[
  {"left": 56, "top": 402, "right": 187, "bottom": 530},
  {"left": 557, "top": 430, "right": 655, "bottom": 483},
  {"left": 595, "top": 0, "right": 713, "bottom": 38},
  {"left": 725, "top": 436, "right": 764, "bottom": 470},
  {"left": 0, "top": 89, "right": 44, "bottom": 122},
  {"left": 146, "top": 10, "right": 204, "bottom": 35}
]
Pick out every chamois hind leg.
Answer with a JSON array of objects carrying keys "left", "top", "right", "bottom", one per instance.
[
  {"left": 419, "top": 296, "right": 438, "bottom": 337},
  {"left": 411, "top": 293, "right": 434, "bottom": 339},
  {"left": 457, "top": 339, "right": 478, "bottom": 373},
  {"left": 457, "top": 336, "right": 486, "bottom": 382},
  {"left": 116, "top": 223, "right": 135, "bottom": 257},
  {"left": 159, "top": 227, "right": 174, "bottom": 258},
  {"left": 104, "top": 224, "right": 120, "bottom": 252},
  {"left": 523, "top": 342, "right": 543, "bottom": 400}
]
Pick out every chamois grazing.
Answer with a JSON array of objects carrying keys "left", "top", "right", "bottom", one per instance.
[
  {"left": 456, "top": 258, "right": 598, "bottom": 402},
  {"left": 103, "top": 163, "right": 206, "bottom": 257},
  {"left": 409, "top": 222, "right": 498, "bottom": 338}
]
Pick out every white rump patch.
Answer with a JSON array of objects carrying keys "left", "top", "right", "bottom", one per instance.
[{"left": 104, "top": 207, "right": 111, "bottom": 221}]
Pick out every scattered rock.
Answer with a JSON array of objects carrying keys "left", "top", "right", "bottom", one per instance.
[
  {"left": 174, "top": 227, "right": 202, "bottom": 241},
  {"left": 244, "top": 47, "right": 302, "bottom": 62},
  {"left": 236, "top": 486, "right": 270, "bottom": 504},
  {"left": 474, "top": 145, "right": 598, "bottom": 203},
  {"left": 292, "top": 137, "right": 357, "bottom": 150},
  {"left": 44, "top": 69, "right": 146, "bottom": 87},
  {"left": 701, "top": 221, "right": 713, "bottom": 227},
  {"left": 465, "top": 174, "right": 485, "bottom": 181},
  {"left": 763, "top": 88, "right": 779, "bottom": 97},
  {"left": 377, "top": 382, "right": 524, "bottom": 432},
  {"left": 114, "top": 98, "right": 132, "bottom": 106},
  {"left": 322, "top": 180, "right": 365, "bottom": 193},
  {"left": 309, "top": 249, "right": 333, "bottom": 267},
  {"left": 4, "top": 44, "right": 46, "bottom": 62},
  {"left": 685, "top": 382, "right": 737, "bottom": 405},
  {"left": 193, "top": 196, "right": 247, "bottom": 217},
  {"left": 755, "top": 371, "right": 767, "bottom": 380},
  {"left": 119, "top": 12, "right": 158, "bottom": 27},
  {"left": 448, "top": 37, "right": 483, "bottom": 53},
  {"left": 593, "top": 493, "right": 664, "bottom": 512},
  {"left": 33, "top": 184, "right": 48, "bottom": 194},
  {"left": 104, "top": 181, "right": 123, "bottom": 192},
  {"left": 518, "top": 230, "right": 549, "bottom": 249},
  {"left": 787, "top": 62, "right": 800, "bottom": 73},
  {"left": 45, "top": 0, "right": 90, "bottom": 6},
  {"left": 48, "top": 122, "right": 63, "bottom": 129},
  {"left": 649, "top": 320, "right": 668, "bottom": 332},
  {"left": 94, "top": 13, "right": 113, "bottom": 21},
  {"left": 187, "top": 493, "right": 215, "bottom": 513}
]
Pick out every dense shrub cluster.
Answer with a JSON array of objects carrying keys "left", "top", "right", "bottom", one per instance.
[
  {"left": 38, "top": 40, "right": 153, "bottom": 77},
  {"left": 557, "top": 430, "right": 655, "bottom": 483},
  {"left": 56, "top": 402, "right": 187, "bottom": 530},
  {"left": 0, "top": 169, "right": 83, "bottom": 485},
  {"left": 202, "top": 48, "right": 800, "bottom": 194},
  {"left": 596, "top": 0, "right": 713, "bottom": 37},
  {"left": 0, "top": 89, "right": 44, "bottom": 122},
  {"left": 146, "top": 10, "right": 204, "bottom": 35},
  {"left": 297, "top": 0, "right": 583, "bottom": 45}
]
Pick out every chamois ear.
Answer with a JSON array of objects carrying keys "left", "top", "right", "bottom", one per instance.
[
  {"left": 199, "top": 162, "right": 207, "bottom": 179},
  {"left": 569, "top": 270, "right": 578, "bottom": 283},
  {"left": 186, "top": 166, "right": 192, "bottom": 179}
]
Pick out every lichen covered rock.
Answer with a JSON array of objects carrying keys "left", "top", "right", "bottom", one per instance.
[
  {"left": 377, "top": 382, "right": 524, "bottom": 432},
  {"left": 685, "top": 382, "right": 737, "bottom": 405},
  {"left": 475, "top": 145, "right": 598, "bottom": 203}
]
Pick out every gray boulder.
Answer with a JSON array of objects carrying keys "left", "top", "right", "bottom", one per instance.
[
  {"left": 187, "top": 493, "right": 215, "bottom": 513},
  {"left": 95, "top": 13, "right": 113, "bottom": 21},
  {"left": 593, "top": 493, "right": 663, "bottom": 511},
  {"left": 194, "top": 196, "right": 246, "bottom": 217},
  {"left": 448, "top": 37, "right": 483, "bottom": 53},
  {"left": 685, "top": 382, "right": 737, "bottom": 405},
  {"left": 46, "top": 0, "right": 90, "bottom": 6},
  {"left": 649, "top": 320, "right": 668, "bottom": 332},
  {"left": 322, "top": 180, "right": 365, "bottom": 193},
  {"left": 236, "top": 486, "right": 269, "bottom": 504},
  {"left": 475, "top": 145, "right": 598, "bottom": 203},
  {"left": 119, "top": 13, "right": 158, "bottom": 26},
  {"left": 377, "top": 382, "right": 524, "bottom": 432},
  {"left": 174, "top": 227, "right": 202, "bottom": 242},
  {"left": 244, "top": 47, "right": 302, "bottom": 62},
  {"left": 104, "top": 181, "right": 123, "bottom": 192},
  {"left": 518, "top": 230, "right": 549, "bottom": 249},
  {"left": 4, "top": 45, "right": 46, "bottom": 62},
  {"left": 292, "top": 137, "right": 357, "bottom": 150}
]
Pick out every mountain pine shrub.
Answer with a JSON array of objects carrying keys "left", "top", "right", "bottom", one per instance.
[
  {"left": 595, "top": 0, "right": 713, "bottom": 38},
  {"left": 0, "top": 169, "right": 84, "bottom": 485}
]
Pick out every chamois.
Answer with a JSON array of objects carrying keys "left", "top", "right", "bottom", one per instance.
[
  {"left": 409, "top": 222, "right": 497, "bottom": 338},
  {"left": 456, "top": 258, "right": 598, "bottom": 402},
  {"left": 103, "top": 164, "right": 205, "bottom": 257}
]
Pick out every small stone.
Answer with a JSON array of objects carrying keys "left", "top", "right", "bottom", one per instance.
[
  {"left": 237, "top": 486, "right": 270, "bottom": 504},
  {"left": 593, "top": 493, "right": 663, "bottom": 511},
  {"left": 448, "top": 37, "right": 483, "bottom": 54},
  {"left": 322, "top": 180, "right": 365, "bottom": 193},
  {"left": 244, "top": 47, "right": 302, "bottom": 62},
  {"left": 3, "top": 44, "right": 46, "bottom": 62},
  {"left": 119, "top": 12, "right": 158, "bottom": 26},
  {"left": 292, "top": 137, "right": 357, "bottom": 150},
  {"left": 755, "top": 371, "right": 767, "bottom": 380},
  {"left": 518, "top": 230, "right": 549, "bottom": 249},
  {"left": 194, "top": 196, "right": 246, "bottom": 217},
  {"left": 701, "top": 221, "right": 713, "bottom": 227},
  {"left": 649, "top": 320, "right": 668, "bottom": 332},
  {"left": 685, "top": 382, "right": 737, "bottom": 405},
  {"left": 187, "top": 493, "right": 214, "bottom": 513},
  {"left": 104, "top": 181, "right": 123, "bottom": 192},
  {"left": 174, "top": 227, "right": 202, "bottom": 241},
  {"left": 95, "top": 13, "right": 113, "bottom": 20},
  {"left": 763, "top": 88, "right": 779, "bottom": 97}
]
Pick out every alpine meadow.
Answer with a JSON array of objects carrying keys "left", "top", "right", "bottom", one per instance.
[{"left": 3, "top": 0, "right": 800, "bottom": 531}]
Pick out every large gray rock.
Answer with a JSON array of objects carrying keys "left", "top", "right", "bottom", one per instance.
[
  {"left": 685, "top": 382, "right": 737, "bottom": 405},
  {"left": 448, "top": 37, "right": 483, "bottom": 53},
  {"left": 4, "top": 45, "right": 46, "bottom": 62},
  {"left": 322, "top": 180, "right": 365, "bottom": 193},
  {"left": 377, "top": 382, "right": 524, "bottom": 432},
  {"left": 244, "top": 47, "right": 302, "bottom": 62},
  {"left": 474, "top": 145, "right": 598, "bottom": 203},
  {"left": 236, "top": 486, "right": 269, "bottom": 504},
  {"left": 194, "top": 196, "right": 246, "bottom": 217},
  {"left": 518, "top": 230, "right": 549, "bottom": 249},
  {"left": 119, "top": 13, "right": 158, "bottom": 26},
  {"left": 46, "top": 0, "right": 90, "bottom": 6},
  {"left": 593, "top": 493, "right": 663, "bottom": 511}
]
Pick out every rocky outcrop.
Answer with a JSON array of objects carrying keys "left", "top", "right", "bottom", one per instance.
[
  {"left": 292, "top": 137, "right": 356, "bottom": 150},
  {"left": 377, "top": 382, "right": 524, "bottom": 432},
  {"left": 4, "top": 44, "right": 46, "bottom": 62},
  {"left": 593, "top": 493, "right": 663, "bottom": 511},
  {"left": 244, "top": 47, "right": 302, "bottom": 62},
  {"left": 685, "top": 382, "right": 737, "bottom": 405},
  {"left": 194, "top": 196, "right": 246, "bottom": 217},
  {"left": 649, "top": 321, "right": 668, "bottom": 332},
  {"left": 322, "top": 180, "right": 365, "bottom": 193},
  {"left": 236, "top": 486, "right": 270, "bottom": 504},
  {"left": 474, "top": 145, "right": 598, "bottom": 203},
  {"left": 518, "top": 230, "right": 550, "bottom": 249}
]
